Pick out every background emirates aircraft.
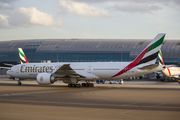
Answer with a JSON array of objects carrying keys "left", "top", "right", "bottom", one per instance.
[
  {"left": 0, "top": 48, "right": 28, "bottom": 69},
  {"left": 158, "top": 50, "right": 180, "bottom": 81},
  {"left": 7, "top": 33, "right": 166, "bottom": 87}
]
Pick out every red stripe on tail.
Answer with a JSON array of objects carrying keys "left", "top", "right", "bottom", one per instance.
[
  {"left": 111, "top": 46, "right": 150, "bottom": 78},
  {"left": 24, "top": 55, "right": 28, "bottom": 63}
]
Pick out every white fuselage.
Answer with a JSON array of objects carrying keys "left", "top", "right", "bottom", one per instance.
[
  {"left": 7, "top": 62, "right": 164, "bottom": 80},
  {"left": 162, "top": 67, "right": 180, "bottom": 78}
]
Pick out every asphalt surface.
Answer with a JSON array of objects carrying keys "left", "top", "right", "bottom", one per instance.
[{"left": 0, "top": 78, "right": 180, "bottom": 120}]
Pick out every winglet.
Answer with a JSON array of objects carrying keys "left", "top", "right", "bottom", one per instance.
[{"left": 18, "top": 48, "right": 28, "bottom": 64}]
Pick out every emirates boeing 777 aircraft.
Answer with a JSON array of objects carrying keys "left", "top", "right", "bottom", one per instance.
[{"left": 7, "top": 33, "right": 166, "bottom": 87}]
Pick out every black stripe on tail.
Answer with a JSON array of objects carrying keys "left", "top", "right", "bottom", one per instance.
[
  {"left": 20, "top": 58, "right": 26, "bottom": 63},
  {"left": 136, "top": 51, "right": 159, "bottom": 66}
]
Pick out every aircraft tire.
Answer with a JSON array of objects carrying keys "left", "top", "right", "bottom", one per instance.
[
  {"left": 76, "top": 84, "right": 81, "bottom": 88},
  {"left": 85, "top": 83, "right": 89, "bottom": 87},
  {"left": 81, "top": 83, "right": 94, "bottom": 87},
  {"left": 91, "top": 83, "right": 94, "bottom": 87},
  {"left": 82, "top": 83, "right": 85, "bottom": 87},
  {"left": 88, "top": 83, "right": 93, "bottom": 87},
  {"left": 17, "top": 82, "right": 21, "bottom": 86},
  {"left": 68, "top": 84, "right": 71, "bottom": 87}
]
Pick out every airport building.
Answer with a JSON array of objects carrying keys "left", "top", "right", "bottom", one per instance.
[{"left": 0, "top": 39, "right": 180, "bottom": 74}]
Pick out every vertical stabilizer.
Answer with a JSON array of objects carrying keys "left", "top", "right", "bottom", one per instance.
[
  {"left": 112, "top": 33, "right": 165, "bottom": 78},
  {"left": 158, "top": 50, "right": 165, "bottom": 65},
  {"left": 135, "top": 33, "right": 166, "bottom": 66},
  {"left": 18, "top": 48, "right": 28, "bottom": 64}
]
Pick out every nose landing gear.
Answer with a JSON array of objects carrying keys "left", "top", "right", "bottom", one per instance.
[{"left": 15, "top": 78, "right": 22, "bottom": 86}]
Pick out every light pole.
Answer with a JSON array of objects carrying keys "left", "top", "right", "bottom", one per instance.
[
  {"left": 55, "top": 45, "right": 59, "bottom": 62},
  {"left": 119, "top": 45, "right": 124, "bottom": 62}
]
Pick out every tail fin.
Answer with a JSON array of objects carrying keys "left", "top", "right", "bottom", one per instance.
[
  {"left": 133, "top": 33, "right": 165, "bottom": 66},
  {"left": 111, "top": 33, "right": 165, "bottom": 78},
  {"left": 158, "top": 50, "right": 165, "bottom": 65},
  {"left": 18, "top": 48, "right": 28, "bottom": 64}
]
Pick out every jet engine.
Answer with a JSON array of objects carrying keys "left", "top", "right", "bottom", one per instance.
[{"left": 36, "top": 73, "right": 57, "bottom": 85}]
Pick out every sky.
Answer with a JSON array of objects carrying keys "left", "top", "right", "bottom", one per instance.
[{"left": 0, "top": 0, "right": 180, "bottom": 40}]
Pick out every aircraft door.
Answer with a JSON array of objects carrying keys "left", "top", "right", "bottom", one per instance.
[
  {"left": 16, "top": 66, "right": 19, "bottom": 73},
  {"left": 87, "top": 66, "right": 92, "bottom": 73}
]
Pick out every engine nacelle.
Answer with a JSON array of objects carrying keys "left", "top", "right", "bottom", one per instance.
[{"left": 36, "top": 73, "right": 56, "bottom": 85}]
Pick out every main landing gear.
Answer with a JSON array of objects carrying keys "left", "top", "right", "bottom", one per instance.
[
  {"left": 17, "top": 81, "right": 22, "bottom": 86},
  {"left": 68, "top": 83, "right": 94, "bottom": 88},
  {"left": 82, "top": 83, "right": 94, "bottom": 87},
  {"left": 82, "top": 80, "right": 94, "bottom": 87},
  {"left": 68, "top": 83, "right": 81, "bottom": 88}
]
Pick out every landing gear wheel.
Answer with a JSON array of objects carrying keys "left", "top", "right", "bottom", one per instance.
[
  {"left": 68, "top": 84, "right": 72, "bottom": 87},
  {"left": 81, "top": 83, "right": 94, "bottom": 87},
  {"left": 76, "top": 84, "right": 81, "bottom": 88},
  {"left": 68, "top": 83, "right": 81, "bottom": 88},
  {"left": 89, "top": 83, "right": 94, "bottom": 87},
  {"left": 17, "top": 81, "right": 22, "bottom": 86},
  {"left": 85, "top": 83, "right": 89, "bottom": 87}
]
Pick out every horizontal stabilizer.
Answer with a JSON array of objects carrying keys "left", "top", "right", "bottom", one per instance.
[
  {"left": 138, "top": 64, "right": 165, "bottom": 70},
  {"left": 165, "top": 65, "right": 177, "bottom": 68}
]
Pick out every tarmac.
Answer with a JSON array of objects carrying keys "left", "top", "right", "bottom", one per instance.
[{"left": 0, "top": 78, "right": 180, "bottom": 120}]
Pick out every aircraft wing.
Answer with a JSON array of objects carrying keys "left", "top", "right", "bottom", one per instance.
[
  {"left": 0, "top": 66, "right": 11, "bottom": 69},
  {"left": 138, "top": 64, "right": 165, "bottom": 70},
  {"left": 54, "top": 64, "right": 85, "bottom": 78},
  {"left": 3, "top": 63, "right": 14, "bottom": 67}
]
